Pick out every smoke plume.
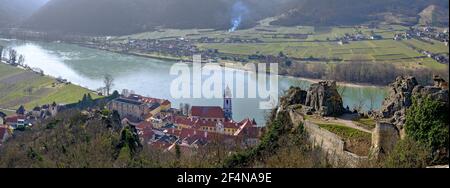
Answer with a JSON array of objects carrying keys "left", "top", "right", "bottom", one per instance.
[{"left": 228, "top": 1, "right": 249, "bottom": 32}]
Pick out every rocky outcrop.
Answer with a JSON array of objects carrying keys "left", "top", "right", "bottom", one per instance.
[
  {"left": 413, "top": 75, "right": 449, "bottom": 103},
  {"left": 380, "top": 76, "right": 418, "bottom": 118},
  {"left": 305, "top": 81, "right": 344, "bottom": 117},
  {"left": 279, "top": 86, "right": 307, "bottom": 108},
  {"left": 379, "top": 75, "right": 449, "bottom": 138}
]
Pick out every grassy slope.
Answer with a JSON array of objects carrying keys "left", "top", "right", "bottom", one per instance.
[
  {"left": 0, "top": 63, "right": 100, "bottom": 110},
  {"left": 353, "top": 118, "right": 376, "bottom": 130},
  {"left": 318, "top": 123, "right": 371, "bottom": 140},
  {"left": 318, "top": 123, "right": 372, "bottom": 155}
]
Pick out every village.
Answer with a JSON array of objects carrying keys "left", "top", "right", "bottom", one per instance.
[
  {"left": 394, "top": 26, "right": 449, "bottom": 64},
  {"left": 0, "top": 86, "right": 263, "bottom": 153}
]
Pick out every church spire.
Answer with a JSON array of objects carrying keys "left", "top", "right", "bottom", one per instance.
[{"left": 223, "top": 86, "right": 232, "bottom": 120}]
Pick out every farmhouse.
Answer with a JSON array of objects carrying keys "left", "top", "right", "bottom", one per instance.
[{"left": 4, "top": 115, "right": 26, "bottom": 129}]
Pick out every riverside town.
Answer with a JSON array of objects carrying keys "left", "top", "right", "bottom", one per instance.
[{"left": 0, "top": 0, "right": 449, "bottom": 184}]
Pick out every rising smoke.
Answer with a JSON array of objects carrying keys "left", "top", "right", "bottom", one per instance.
[{"left": 228, "top": 1, "right": 249, "bottom": 32}]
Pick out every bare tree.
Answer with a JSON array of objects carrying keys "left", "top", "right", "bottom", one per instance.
[
  {"left": 8, "top": 48, "right": 17, "bottom": 64},
  {"left": 0, "top": 46, "right": 3, "bottom": 61},
  {"left": 179, "top": 103, "right": 184, "bottom": 115},
  {"left": 103, "top": 74, "right": 114, "bottom": 96},
  {"left": 18, "top": 55, "right": 25, "bottom": 66},
  {"left": 24, "top": 87, "right": 34, "bottom": 95},
  {"left": 184, "top": 103, "right": 191, "bottom": 116},
  {"left": 367, "top": 91, "right": 377, "bottom": 111}
]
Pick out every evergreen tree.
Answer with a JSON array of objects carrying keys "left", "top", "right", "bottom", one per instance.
[{"left": 405, "top": 96, "right": 449, "bottom": 163}]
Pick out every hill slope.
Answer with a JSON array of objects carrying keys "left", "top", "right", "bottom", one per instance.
[
  {"left": 419, "top": 4, "right": 450, "bottom": 27},
  {"left": 21, "top": 0, "right": 450, "bottom": 36},
  {"left": 0, "top": 0, "right": 49, "bottom": 27},
  {"left": 272, "top": 0, "right": 449, "bottom": 27},
  {"left": 24, "top": 0, "right": 288, "bottom": 35}
]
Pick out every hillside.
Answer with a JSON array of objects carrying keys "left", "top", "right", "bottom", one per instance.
[
  {"left": 0, "top": 0, "right": 49, "bottom": 27},
  {"left": 22, "top": 0, "right": 449, "bottom": 36},
  {"left": 419, "top": 5, "right": 450, "bottom": 27},
  {"left": 23, "top": 0, "right": 288, "bottom": 35},
  {"left": 0, "top": 63, "right": 99, "bottom": 110},
  {"left": 271, "top": 0, "right": 449, "bottom": 27}
]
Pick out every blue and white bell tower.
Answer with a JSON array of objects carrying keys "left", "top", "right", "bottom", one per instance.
[{"left": 223, "top": 86, "right": 233, "bottom": 120}]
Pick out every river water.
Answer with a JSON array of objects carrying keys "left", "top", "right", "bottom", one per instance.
[{"left": 0, "top": 39, "right": 387, "bottom": 125}]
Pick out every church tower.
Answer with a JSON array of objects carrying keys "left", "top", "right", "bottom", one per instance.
[{"left": 223, "top": 86, "right": 233, "bottom": 120}]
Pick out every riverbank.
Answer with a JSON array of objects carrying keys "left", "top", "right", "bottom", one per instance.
[
  {"left": 219, "top": 61, "right": 385, "bottom": 88},
  {"left": 79, "top": 43, "right": 385, "bottom": 88},
  {"left": 77, "top": 43, "right": 187, "bottom": 62}
]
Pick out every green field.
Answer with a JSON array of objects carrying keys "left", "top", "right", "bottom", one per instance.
[
  {"left": 352, "top": 118, "right": 377, "bottom": 130},
  {"left": 0, "top": 63, "right": 100, "bottom": 110},
  {"left": 118, "top": 22, "right": 449, "bottom": 71},
  {"left": 318, "top": 123, "right": 371, "bottom": 140}
]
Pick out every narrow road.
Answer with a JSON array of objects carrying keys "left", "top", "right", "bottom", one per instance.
[{"left": 333, "top": 118, "right": 372, "bottom": 134}]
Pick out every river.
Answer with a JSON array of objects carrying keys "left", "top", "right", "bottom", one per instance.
[{"left": 0, "top": 39, "right": 387, "bottom": 125}]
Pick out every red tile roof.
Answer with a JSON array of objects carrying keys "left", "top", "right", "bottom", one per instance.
[
  {"left": 167, "top": 128, "right": 181, "bottom": 137},
  {"left": 191, "top": 106, "right": 224, "bottom": 119},
  {"left": 234, "top": 118, "right": 261, "bottom": 138},
  {"left": 195, "top": 120, "right": 216, "bottom": 128},
  {"left": 150, "top": 140, "right": 171, "bottom": 150},
  {"left": 142, "top": 129, "right": 154, "bottom": 140},
  {"left": 5, "top": 115, "right": 25, "bottom": 123},
  {"left": 174, "top": 116, "right": 197, "bottom": 126},
  {"left": 179, "top": 128, "right": 207, "bottom": 139},
  {"left": 161, "top": 100, "right": 171, "bottom": 106},
  {"left": 126, "top": 94, "right": 168, "bottom": 106},
  {"left": 136, "top": 121, "right": 153, "bottom": 131},
  {"left": 223, "top": 121, "right": 240, "bottom": 129}
]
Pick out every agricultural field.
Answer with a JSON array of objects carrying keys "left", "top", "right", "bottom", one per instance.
[
  {"left": 119, "top": 21, "right": 449, "bottom": 71},
  {"left": 0, "top": 63, "right": 100, "bottom": 110}
]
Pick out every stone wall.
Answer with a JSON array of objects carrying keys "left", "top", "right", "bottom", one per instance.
[
  {"left": 305, "top": 121, "right": 368, "bottom": 167},
  {"left": 288, "top": 110, "right": 368, "bottom": 167},
  {"left": 371, "top": 122, "right": 400, "bottom": 157}
]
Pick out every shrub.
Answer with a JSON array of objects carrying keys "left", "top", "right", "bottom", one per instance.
[
  {"left": 405, "top": 96, "right": 449, "bottom": 163},
  {"left": 383, "top": 137, "right": 431, "bottom": 168}
]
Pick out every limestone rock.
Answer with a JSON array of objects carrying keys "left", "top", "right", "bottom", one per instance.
[
  {"left": 413, "top": 85, "right": 449, "bottom": 104},
  {"left": 379, "top": 75, "right": 449, "bottom": 136},
  {"left": 380, "top": 76, "right": 418, "bottom": 118},
  {"left": 279, "top": 86, "right": 307, "bottom": 108},
  {"left": 305, "top": 80, "right": 344, "bottom": 117}
]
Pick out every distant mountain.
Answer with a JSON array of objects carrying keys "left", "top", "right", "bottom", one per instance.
[
  {"left": 272, "top": 0, "right": 449, "bottom": 27},
  {"left": 23, "top": 0, "right": 269, "bottom": 35},
  {"left": 22, "top": 0, "right": 301, "bottom": 35},
  {"left": 21, "top": 0, "right": 450, "bottom": 36},
  {"left": 0, "top": 0, "right": 49, "bottom": 27}
]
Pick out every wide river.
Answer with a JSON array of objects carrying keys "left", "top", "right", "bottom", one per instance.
[{"left": 0, "top": 39, "right": 387, "bottom": 125}]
